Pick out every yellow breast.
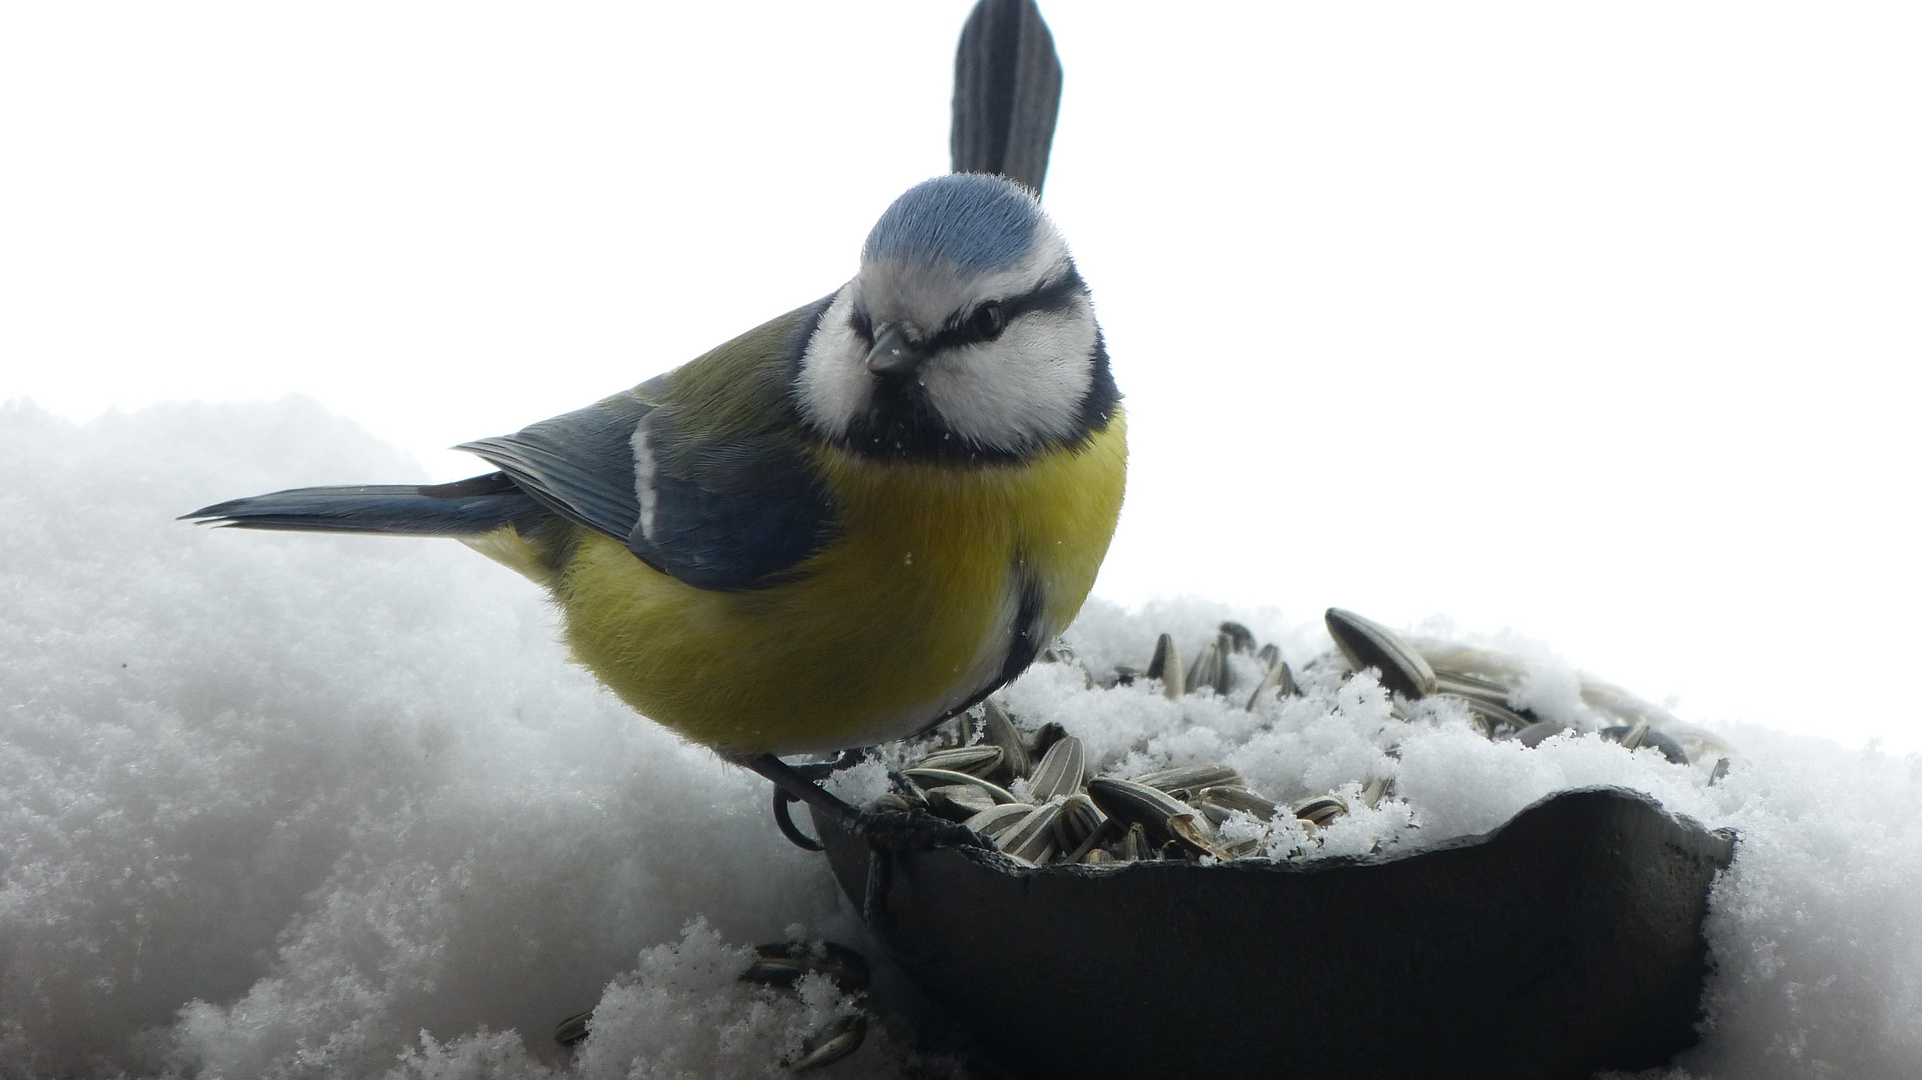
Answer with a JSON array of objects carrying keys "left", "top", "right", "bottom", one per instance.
[{"left": 550, "top": 413, "right": 1126, "bottom": 757}]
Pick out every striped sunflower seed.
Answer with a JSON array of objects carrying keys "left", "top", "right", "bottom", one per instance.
[
  {"left": 1086, "top": 777, "right": 1233, "bottom": 860},
  {"left": 740, "top": 941, "right": 871, "bottom": 995},
  {"left": 1186, "top": 638, "right": 1230, "bottom": 697},
  {"left": 997, "top": 802, "right": 1063, "bottom": 864},
  {"left": 787, "top": 1013, "right": 867, "bottom": 1072},
  {"left": 1131, "top": 763, "right": 1243, "bottom": 795},
  {"left": 1196, "top": 784, "right": 1281, "bottom": 822},
  {"left": 1293, "top": 795, "right": 1348, "bottom": 828},
  {"left": 1027, "top": 735, "right": 1086, "bottom": 803},
  {"left": 903, "top": 768, "right": 1017, "bottom": 805},
  {"left": 1146, "top": 633, "right": 1185, "bottom": 699},
  {"left": 979, "top": 700, "right": 1032, "bottom": 781},
  {"left": 963, "top": 802, "right": 1038, "bottom": 841},
  {"left": 1049, "top": 792, "right": 1106, "bottom": 853},
  {"left": 924, "top": 785, "right": 997, "bottom": 821},
  {"left": 1325, "top": 608, "right": 1437, "bottom": 700},
  {"left": 916, "top": 744, "right": 1005, "bottom": 777}
]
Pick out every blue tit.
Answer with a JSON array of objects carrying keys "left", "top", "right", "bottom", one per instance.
[{"left": 187, "top": 173, "right": 1125, "bottom": 811}]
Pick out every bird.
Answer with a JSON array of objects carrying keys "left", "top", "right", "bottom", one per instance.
[{"left": 185, "top": 172, "right": 1126, "bottom": 832}]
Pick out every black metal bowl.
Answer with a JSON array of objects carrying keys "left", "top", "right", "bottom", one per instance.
[{"left": 814, "top": 786, "right": 1735, "bottom": 1080}]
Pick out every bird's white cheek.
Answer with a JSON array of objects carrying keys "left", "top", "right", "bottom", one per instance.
[
  {"left": 923, "top": 313, "right": 1095, "bottom": 449},
  {"left": 795, "top": 292, "right": 871, "bottom": 440}
]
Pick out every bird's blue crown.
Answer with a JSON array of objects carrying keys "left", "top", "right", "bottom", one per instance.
[{"left": 862, "top": 174, "right": 1042, "bottom": 275}]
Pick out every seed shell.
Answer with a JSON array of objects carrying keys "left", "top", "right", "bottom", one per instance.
[
  {"left": 1087, "top": 777, "right": 1233, "bottom": 859},
  {"left": 916, "top": 744, "right": 1005, "bottom": 777},
  {"left": 1027, "top": 735, "right": 1087, "bottom": 803},
  {"left": 1186, "top": 638, "right": 1229, "bottom": 697},
  {"left": 903, "top": 768, "right": 1017, "bottom": 804},
  {"left": 998, "top": 802, "right": 1063, "bottom": 864},
  {"left": 1147, "top": 633, "right": 1185, "bottom": 698},
  {"left": 1294, "top": 795, "right": 1348, "bottom": 828},
  {"left": 741, "top": 941, "right": 871, "bottom": 994},
  {"left": 979, "top": 700, "right": 1032, "bottom": 781},
  {"left": 924, "top": 785, "right": 997, "bottom": 821},
  {"left": 1325, "top": 608, "right": 1437, "bottom": 700},
  {"left": 963, "top": 802, "right": 1038, "bottom": 841},
  {"left": 1132, "top": 763, "right": 1243, "bottom": 794},
  {"left": 1245, "top": 656, "right": 1299, "bottom": 709},
  {"left": 1196, "top": 784, "right": 1280, "bottom": 822},
  {"left": 788, "top": 1013, "right": 868, "bottom": 1072}
]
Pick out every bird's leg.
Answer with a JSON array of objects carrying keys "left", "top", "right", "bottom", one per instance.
[
  {"left": 749, "top": 754, "right": 857, "bottom": 852},
  {"left": 744, "top": 752, "right": 989, "bottom": 854}
]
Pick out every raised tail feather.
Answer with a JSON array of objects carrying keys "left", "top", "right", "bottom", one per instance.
[{"left": 182, "top": 472, "right": 550, "bottom": 536}]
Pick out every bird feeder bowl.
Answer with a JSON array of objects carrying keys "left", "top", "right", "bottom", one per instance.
[{"left": 814, "top": 786, "right": 1734, "bottom": 1080}]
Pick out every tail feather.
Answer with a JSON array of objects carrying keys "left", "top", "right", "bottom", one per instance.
[{"left": 182, "top": 472, "right": 550, "bottom": 536}]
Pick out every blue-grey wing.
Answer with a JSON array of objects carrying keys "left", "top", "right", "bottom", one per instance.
[
  {"left": 457, "top": 300, "right": 837, "bottom": 592},
  {"left": 457, "top": 384, "right": 658, "bottom": 542},
  {"left": 628, "top": 410, "right": 835, "bottom": 591}
]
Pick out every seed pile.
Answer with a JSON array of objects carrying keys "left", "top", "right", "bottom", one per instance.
[{"left": 883, "top": 608, "right": 1731, "bottom": 867}]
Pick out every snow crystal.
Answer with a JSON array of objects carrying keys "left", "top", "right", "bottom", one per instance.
[{"left": 2, "top": 399, "right": 1919, "bottom": 1078}]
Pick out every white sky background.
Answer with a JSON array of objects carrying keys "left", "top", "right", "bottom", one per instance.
[{"left": 3, "top": 2, "right": 1918, "bottom": 753}]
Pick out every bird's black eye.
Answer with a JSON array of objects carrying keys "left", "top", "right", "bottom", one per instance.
[
  {"left": 850, "top": 310, "right": 874, "bottom": 345},
  {"left": 969, "top": 301, "right": 1007, "bottom": 342}
]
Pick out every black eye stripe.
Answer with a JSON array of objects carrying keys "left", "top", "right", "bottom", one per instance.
[{"left": 928, "top": 268, "right": 1089, "bottom": 352}]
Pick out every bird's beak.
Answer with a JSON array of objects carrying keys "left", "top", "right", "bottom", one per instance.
[{"left": 865, "top": 325, "right": 927, "bottom": 376}]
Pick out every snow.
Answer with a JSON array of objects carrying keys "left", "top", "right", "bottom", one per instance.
[{"left": 2, "top": 399, "right": 1919, "bottom": 1078}]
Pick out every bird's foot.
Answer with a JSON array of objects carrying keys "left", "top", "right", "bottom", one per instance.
[{"left": 746, "top": 752, "right": 988, "bottom": 853}]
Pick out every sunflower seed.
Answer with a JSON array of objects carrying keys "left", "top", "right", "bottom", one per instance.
[
  {"left": 554, "top": 1010, "right": 592, "bottom": 1046},
  {"left": 788, "top": 1013, "right": 867, "bottom": 1072},
  {"left": 1147, "top": 633, "right": 1185, "bottom": 698},
  {"left": 1187, "top": 638, "right": 1230, "bottom": 697},
  {"left": 1217, "top": 621, "right": 1255, "bottom": 655},
  {"left": 1063, "top": 814, "right": 1120, "bottom": 864},
  {"left": 979, "top": 700, "right": 1032, "bottom": 781},
  {"left": 1325, "top": 608, "right": 1437, "bottom": 700},
  {"left": 1245, "top": 654, "right": 1299, "bottom": 710},
  {"left": 1294, "top": 795, "right": 1348, "bottom": 828},
  {"left": 1361, "top": 777, "right": 1391, "bottom": 809},
  {"left": 998, "top": 802, "right": 1063, "bottom": 864},
  {"left": 1165, "top": 815, "right": 1234, "bottom": 860},
  {"left": 1029, "top": 721, "right": 1069, "bottom": 760},
  {"left": 1113, "top": 822, "right": 1150, "bottom": 861},
  {"left": 1086, "top": 777, "right": 1233, "bottom": 859},
  {"left": 741, "top": 941, "right": 871, "bottom": 995},
  {"left": 903, "top": 768, "right": 1017, "bottom": 804},
  {"left": 1601, "top": 723, "right": 1690, "bottom": 765},
  {"left": 1027, "top": 735, "right": 1086, "bottom": 802},
  {"left": 1433, "top": 692, "right": 1532, "bottom": 737},
  {"left": 924, "top": 785, "right": 997, "bottom": 821},
  {"left": 1501, "top": 723, "right": 1553, "bottom": 750},
  {"left": 1049, "top": 792, "right": 1106, "bottom": 852},
  {"left": 1709, "top": 757, "right": 1732, "bottom": 786},
  {"left": 1222, "top": 835, "right": 1266, "bottom": 859},
  {"left": 1131, "top": 763, "right": 1242, "bottom": 794},
  {"left": 1081, "top": 847, "right": 1115, "bottom": 865},
  {"left": 1195, "top": 784, "right": 1281, "bottom": 822},
  {"left": 916, "top": 744, "right": 1005, "bottom": 777},
  {"left": 963, "top": 802, "right": 1038, "bottom": 841},
  {"left": 1648, "top": 731, "right": 1694, "bottom": 766},
  {"left": 1434, "top": 670, "right": 1511, "bottom": 703}
]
